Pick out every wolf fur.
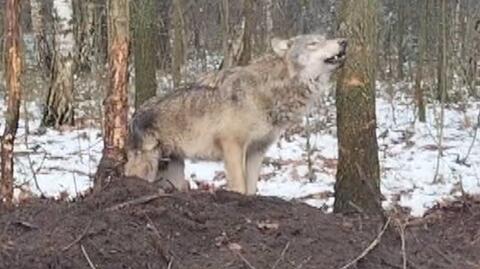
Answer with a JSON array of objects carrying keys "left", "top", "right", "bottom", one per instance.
[{"left": 125, "top": 34, "right": 347, "bottom": 194}]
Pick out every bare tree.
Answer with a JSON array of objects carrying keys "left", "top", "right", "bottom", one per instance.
[
  {"left": 94, "top": 0, "right": 130, "bottom": 190},
  {"left": 1, "top": 0, "right": 22, "bottom": 205},
  {"left": 334, "top": 0, "right": 383, "bottom": 216},
  {"left": 41, "top": 0, "right": 76, "bottom": 127}
]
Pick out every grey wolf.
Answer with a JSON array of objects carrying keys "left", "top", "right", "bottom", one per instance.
[{"left": 124, "top": 34, "right": 347, "bottom": 195}]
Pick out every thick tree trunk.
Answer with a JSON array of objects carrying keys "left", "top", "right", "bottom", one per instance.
[
  {"left": 41, "top": 0, "right": 76, "bottom": 128},
  {"left": 94, "top": 0, "right": 130, "bottom": 190},
  {"left": 334, "top": 0, "right": 382, "bottom": 216},
  {"left": 1, "top": 0, "right": 22, "bottom": 206},
  {"left": 132, "top": 0, "right": 157, "bottom": 107}
]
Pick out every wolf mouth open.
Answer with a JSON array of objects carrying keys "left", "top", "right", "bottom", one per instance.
[{"left": 325, "top": 50, "right": 346, "bottom": 65}]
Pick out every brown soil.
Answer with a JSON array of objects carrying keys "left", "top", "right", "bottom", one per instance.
[{"left": 0, "top": 178, "right": 479, "bottom": 269}]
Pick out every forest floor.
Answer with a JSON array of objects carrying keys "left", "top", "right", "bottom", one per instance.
[{"left": 1, "top": 178, "right": 479, "bottom": 269}]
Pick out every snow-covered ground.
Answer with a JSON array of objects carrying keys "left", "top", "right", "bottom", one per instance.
[{"left": 1, "top": 85, "right": 480, "bottom": 217}]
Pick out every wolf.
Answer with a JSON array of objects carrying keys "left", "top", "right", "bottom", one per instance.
[{"left": 124, "top": 34, "right": 347, "bottom": 195}]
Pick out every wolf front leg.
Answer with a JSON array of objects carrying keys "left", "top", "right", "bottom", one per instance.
[
  {"left": 156, "top": 157, "right": 189, "bottom": 191},
  {"left": 220, "top": 138, "right": 247, "bottom": 194},
  {"left": 245, "top": 148, "right": 265, "bottom": 195}
]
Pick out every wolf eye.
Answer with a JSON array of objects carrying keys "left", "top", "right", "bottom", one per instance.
[{"left": 307, "top": 42, "right": 318, "bottom": 46}]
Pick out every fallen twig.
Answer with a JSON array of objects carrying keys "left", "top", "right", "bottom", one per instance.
[
  {"left": 272, "top": 241, "right": 290, "bottom": 269},
  {"left": 106, "top": 193, "right": 171, "bottom": 211},
  {"left": 338, "top": 217, "right": 391, "bottom": 269},
  {"left": 62, "top": 220, "right": 93, "bottom": 251},
  {"left": 235, "top": 251, "right": 257, "bottom": 269},
  {"left": 81, "top": 244, "right": 97, "bottom": 269}
]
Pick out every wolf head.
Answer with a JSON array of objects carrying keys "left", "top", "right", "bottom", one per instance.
[{"left": 271, "top": 34, "right": 347, "bottom": 81}]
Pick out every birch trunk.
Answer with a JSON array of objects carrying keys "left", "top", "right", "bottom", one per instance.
[{"left": 41, "top": 0, "right": 76, "bottom": 127}]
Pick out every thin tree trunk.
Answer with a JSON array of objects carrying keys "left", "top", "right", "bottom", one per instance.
[
  {"left": 41, "top": 0, "right": 76, "bottom": 128},
  {"left": 172, "top": 0, "right": 185, "bottom": 87},
  {"left": 157, "top": 0, "right": 171, "bottom": 71},
  {"left": 237, "top": 0, "right": 254, "bottom": 66},
  {"left": 436, "top": 0, "right": 449, "bottom": 101},
  {"left": 1, "top": 0, "right": 22, "bottom": 206},
  {"left": 132, "top": 0, "right": 157, "bottom": 107},
  {"left": 94, "top": 0, "right": 130, "bottom": 190},
  {"left": 73, "top": 0, "right": 94, "bottom": 72},
  {"left": 396, "top": 0, "right": 406, "bottom": 80},
  {"left": 220, "top": 0, "right": 231, "bottom": 68},
  {"left": 265, "top": 0, "right": 273, "bottom": 52},
  {"left": 334, "top": 0, "right": 382, "bottom": 216},
  {"left": 30, "top": 0, "right": 53, "bottom": 78},
  {"left": 414, "top": 0, "right": 427, "bottom": 123}
]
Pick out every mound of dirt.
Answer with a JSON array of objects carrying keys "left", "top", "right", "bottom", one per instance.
[{"left": 0, "top": 178, "right": 479, "bottom": 269}]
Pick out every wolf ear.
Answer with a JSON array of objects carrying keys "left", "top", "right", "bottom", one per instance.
[{"left": 271, "top": 38, "right": 291, "bottom": 57}]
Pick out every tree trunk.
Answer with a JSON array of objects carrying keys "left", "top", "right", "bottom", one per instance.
[
  {"left": 132, "top": 0, "right": 157, "bottom": 107},
  {"left": 157, "top": 0, "right": 171, "bottom": 71},
  {"left": 334, "top": 0, "right": 382, "bottom": 216},
  {"left": 172, "top": 0, "right": 185, "bottom": 87},
  {"left": 436, "top": 0, "right": 448, "bottom": 101},
  {"left": 414, "top": 0, "right": 427, "bottom": 122},
  {"left": 41, "top": 0, "right": 76, "bottom": 128},
  {"left": 396, "top": 0, "right": 406, "bottom": 80},
  {"left": 92, "top": 0, "right": 108, "bottom": 65},
  {"left": 72, "top": 0, "right": 95, "bottom": 72},
  {"left": 236, "top": 0, "right": 254, "bottom": 66},
  {"left": 1, "top": 0, "right": 22, "bottom": 206},
  {"left": 94, "top": 0, "right": 130, "bottom": 190},
  {"left": 30, "top": 0, "right": 53, "bottom": 78},
  {"left": 220, "top": 0, "right": 231, "bottom": 68},
  {"left": 265, "top": 0, "right": 273, "bottom": 52}
]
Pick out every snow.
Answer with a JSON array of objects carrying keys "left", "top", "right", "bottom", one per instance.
[{"left": 1, "top": 82, "right": 480, "bottom": 217}]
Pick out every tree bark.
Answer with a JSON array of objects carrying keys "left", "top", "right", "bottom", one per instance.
[
  {"left": 132, "top": 0, "right": 157, "bottom": 107},
  {"left": 1, "top": 0, "right": 22, "bottom": 206},
  {"left": 41, "top": 0, "right": 76, "bottom": 128},
  {"left": 334, "top": 0, "right": 383, "bottom": 216},
  {"left": 94, "top": 0, "right": 130, "bottom": 190}
]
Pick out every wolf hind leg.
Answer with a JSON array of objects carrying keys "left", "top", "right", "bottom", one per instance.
[
  {"left": 156, "top": 157, "right": 189, "bottom": 191},
  {"left": 124, "top": 149, "right": 159, "bottom": 182},
  {"left": 220, "top": 139, "right": 247, "bottom": 194},
  {"left": 245, "top": 148, "right": 265, "bottom": 195}
]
